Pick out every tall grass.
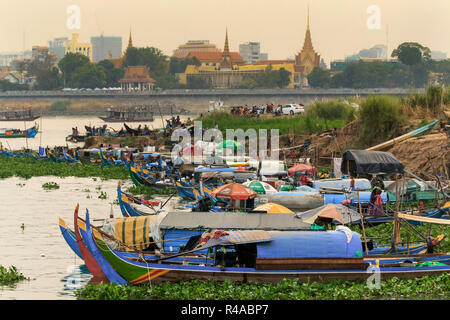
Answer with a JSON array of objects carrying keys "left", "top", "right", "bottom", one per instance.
[
  {"left": 404, "top": 85, "right": 448, "bottom": 115},
  {"left": 306, "top": 100, "right": 356, "bottom": 128},
  {"left": 198, "top": 102, "right": 352, "bottom": 136},
  {"left": 358, "top": 95, "right": 405, "bottom": 147}
]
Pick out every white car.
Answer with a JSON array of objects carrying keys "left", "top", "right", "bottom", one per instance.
[{"left": 281, "top": 104, "right": 305, "bottom": 115}]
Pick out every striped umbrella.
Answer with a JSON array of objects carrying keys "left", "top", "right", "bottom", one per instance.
[{"left": 243, "top": 180, "right": 277, "bottom": 194}]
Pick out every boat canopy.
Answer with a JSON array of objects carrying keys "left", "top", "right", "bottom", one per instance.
[
  {"left": 341, "top": 150, "right": 404, "bottom": 175},
  {"left": 256, "top": 230, "right": 362, "bottom": 258},
  {"left": 194, "top": 167, "right": 237, "bottom": 173},
  {"left": 103, "top": 216, "right": 152, "bottom": 252},
  {"left": 324, "top": 191, "right": 389, "bottom": 204},
  {"left": 159, "top": 211, "right": 310, "bottom": 231},
  {"left": 313, "top": 178, "right": 371, "bottom": 191}
]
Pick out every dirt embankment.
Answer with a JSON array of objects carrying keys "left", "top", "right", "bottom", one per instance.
[
  {"left": 386, "top": 133, "right": 449, "bottom": 177},
  {"left": 278, "top": 121, "right": 449, "bottom": 178}
]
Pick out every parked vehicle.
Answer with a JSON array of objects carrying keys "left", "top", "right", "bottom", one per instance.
[{"left": 281, "top": 104, "right": 305, "bottom": 115}]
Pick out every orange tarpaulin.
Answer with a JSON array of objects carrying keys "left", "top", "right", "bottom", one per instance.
[
  {"left": 212, "top": 183, "right": 257, "bottom": 200},
  {"left": 288, "top": 163, "right": 317, "bottom": 175}
]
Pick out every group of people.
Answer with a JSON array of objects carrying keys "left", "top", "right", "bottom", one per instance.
[
  {"left": 165, "top": 116, "right": 193, "bottom": 130},
  {"left": 230, "top": 104, "right": 283, "bottom": 117}
]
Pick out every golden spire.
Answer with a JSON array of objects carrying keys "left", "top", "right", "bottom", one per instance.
[
  {"left": 223, "top": 28, "right": 230, "bottom": 54},
  {"left": 220, "top": 28, "right": 232, "bottom": 69},
  {"left": 302, "top": 6, "right": 314, "bottom": 51},
  {"left": 307, "top": 4, "right": 310, "bottom": 30},
  {"left": 128, "top": 28, "right": 133, "bottom": 48}
]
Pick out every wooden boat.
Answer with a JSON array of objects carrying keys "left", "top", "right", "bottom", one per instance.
[
  {"left": 90, "top": 217, "right": 450, "bottom": 285},
  {"left": 73, "top": 204, "right": 109, "bottom": 282},
  {"left": 65, "top": 134, "right": 87, "bottom": 143},
  {"left": 99, "top": 106, "right": 154, "bottom": 123},
  {"left": 117, "top": 182, "right": 160, "bottom": 217},
  {"left": 59, "top": 213, "right": 214, "bottom": 281},
  {"left": 128, "top": 162, "right": 175, "bottom": 190},
  {"left": 60, "top": 206, "right": 450, "bottom": 284},
  {"left": 0, "top": 109, "right": 39, "bottom": 122},
  {"left": 0, "top": 124, "right": 38, "bottom": 138}
]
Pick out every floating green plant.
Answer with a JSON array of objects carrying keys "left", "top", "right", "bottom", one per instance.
[
  {"left": 75, "top": 273, "right": 450, "bottom": 300},
  {"left": 98, "top": 191, "right": 108, "bottom": 200},
  {"left": 42, "top": 182, "right": 60, "bottom": 190},
  {"left": 0, "top": 266, "right": 29, "bottom": 287}
]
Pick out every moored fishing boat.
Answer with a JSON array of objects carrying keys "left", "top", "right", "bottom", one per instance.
[
  {"left": 0, "top": 124, "right": 38, "bottom": 138},
  {"left": 0, "top": 109, "right": 40, "bottom": 122},
  {"left": 89, "top": 215, "right": 450, "bottom": 285},
  {"left": 99, "top": 106, "right": 154, "bottom": 123}
]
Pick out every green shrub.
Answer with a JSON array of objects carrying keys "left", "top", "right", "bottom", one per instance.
[
  {"left": 426, "top": 85, "right": 444, "bottom": 112},
  {"left": 49, "top": 100, "right": 72, "bottom": 112},
  {"left": 306, "top": 100, "right": 356, "bottom": 128},
  {"left": 359, "top": 95, "right": 404, "bottom": 147}
]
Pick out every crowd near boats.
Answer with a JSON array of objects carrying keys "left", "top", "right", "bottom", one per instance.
[{"left": 1, "top": 115, "right": 449, "bottom": 288}]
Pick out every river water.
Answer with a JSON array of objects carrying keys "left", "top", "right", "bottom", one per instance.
[
  {"left": 0, "top": 116, "right": 192, "bottom": 300},
  {"left": 0, "top": 176, "right": 186, "bottom": 300},
  {"left": 0, "top": 115, "right": 190, "bottom": 150}
]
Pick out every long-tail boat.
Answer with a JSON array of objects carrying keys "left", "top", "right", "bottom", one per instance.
[
  {"left": 87, "top": 214, "right": 450, "bottom": 285},
  {"left": 59, "top": 205, "right": 450, "bottom": 285},
  {"left": 99, "top": 106, "right": 154, "bottom": 123},
  {"left": 0, "top": 124, "right": 38, "bottom": 138},
  {"left": 117, "top": 182, "right": 160, "bottom": 217},
  {"left": 0, "top": 109, "right": 39, "bottom": 122}
]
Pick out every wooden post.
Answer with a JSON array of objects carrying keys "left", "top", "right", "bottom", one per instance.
[
  {"left": 357, "top": 191, "right": 369, "bottom": 255},
  {"left": 392, "top": 173, "right": 400, "bottom": 250}
]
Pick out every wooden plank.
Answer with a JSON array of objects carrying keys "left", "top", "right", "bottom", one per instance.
[
  {"left": 398, "top": 213, "right": 450, "bottom": 225},
  {"left": 255, "top": 257, "right": 368, "bottom": 270}
]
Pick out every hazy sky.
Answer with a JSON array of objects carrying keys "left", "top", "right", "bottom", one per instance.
[{"left": 1, "top": 0, "right": 449, "bottom": 65}]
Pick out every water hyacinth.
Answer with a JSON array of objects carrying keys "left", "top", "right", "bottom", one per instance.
[
  {"left": 0, "top": 157, "right": 128, "bottom": 180},
  {"left": 0, "top": 266, "right": 29, "bottom": 287},
  {"left": 75, "top": 273, "right": 450, "bottom": 300}
]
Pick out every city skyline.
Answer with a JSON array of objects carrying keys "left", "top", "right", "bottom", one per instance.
[{"left": 1, "top": 0, "right": 449, "bottom": 66}]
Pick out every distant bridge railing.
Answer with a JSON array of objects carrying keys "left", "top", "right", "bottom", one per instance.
[{"left": 0, "top": 88, "right": 424, "bottom": 98}]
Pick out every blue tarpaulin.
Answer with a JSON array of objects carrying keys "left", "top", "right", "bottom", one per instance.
[{"left": 256, "top": 231, "right": 362, "bottom": 258}]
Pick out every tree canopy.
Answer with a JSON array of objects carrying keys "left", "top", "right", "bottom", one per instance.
[{"left": 391, "top": 42, "right": 431, "bottom": 66}]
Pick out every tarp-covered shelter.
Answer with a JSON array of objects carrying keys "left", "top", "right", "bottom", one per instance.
[
  {"left": 295, "top": 203, "right": 361, "bottom": 225},
  {"left": 256, "top": 230, "right": 362, "bottom": 258},
  {"left": 159, "top": 211, "right": 310, "bottom": 231},
  {"left": 341, "top": 150, "right": 404, "bottom": 176}
]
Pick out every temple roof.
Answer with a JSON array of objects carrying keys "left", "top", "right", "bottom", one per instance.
[
  {"left": 119, "top": 66, "right": 155, "bottom": 83},
  {"left": 186, "top": 51, "right": 244, "bottom": 63}
]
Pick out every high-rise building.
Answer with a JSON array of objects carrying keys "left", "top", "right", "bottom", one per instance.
[
  {"left": 431, "top": 51, "right": 447, "bottom": 61},
  {"left": 91, "top": 35, "right": 122, "bottom": 62},
  {"left": 48, "top": 37, "right": 69, "bottom": 60},
  {"left": 0, "top": 51, "right": 32, "bottom": 67},
  {"left": 31, "top": 46, "right": 49, "bottom": 62},
  {"left": 65, "top": 33, "right": 93, "bottom": 61},
  {"left": 239, "top": 42, "right": 268, "bottom": 64},
  {"left": 172, "top": 40, "right": 220, "bottom": 58},
  {"left": 345, "top": 44, "right": 387, "bottom": 61}
]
